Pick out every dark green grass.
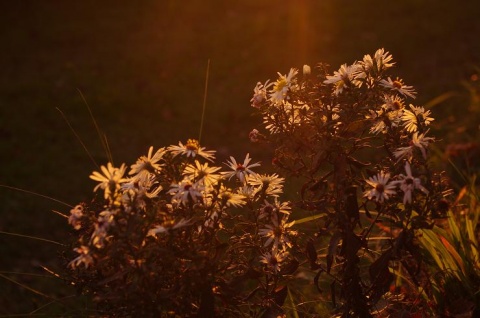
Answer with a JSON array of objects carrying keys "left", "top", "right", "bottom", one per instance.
[{"left": 1, "top": 0, "right": 479, "bottom": 314}]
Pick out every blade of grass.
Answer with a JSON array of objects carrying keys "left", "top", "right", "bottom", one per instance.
[
  {"left": 0, "top": 184, "right": 73, "bottom": 208},
  {"left": 56, "top": 107, "right": 99, "bottom": 170},
  {"left": 0, "top": 273, "right": 55, "bottom": 299},
  {"left": 198, "top": 59, "right": 210, "bottom": 144},
  {"left": 77, "top": 89, "right": 113, "bottom": 164},
  {"left": 0, "top": 230, "right": 65, "bottom": 246}
]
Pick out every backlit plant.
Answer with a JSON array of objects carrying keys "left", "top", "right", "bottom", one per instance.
[{"left": 65, "top": 49, "right": 477, "bottom": 317}]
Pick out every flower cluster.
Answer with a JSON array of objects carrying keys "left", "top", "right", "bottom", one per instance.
[
  {"left": 65, "top": 49, "right": 455, "bottom": 317},
  {"left": 67, "top": 139, "right": 298, "bottom": 316},
  {"left": 249, "top": 48, "right": 452, "bottom": 316}
]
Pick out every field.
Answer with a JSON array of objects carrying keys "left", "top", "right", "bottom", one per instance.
[{"left": 1, "top": 0, "right": 480, "bottom": 315}]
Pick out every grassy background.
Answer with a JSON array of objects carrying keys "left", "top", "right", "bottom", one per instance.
[{"left": 1, "top": 0, "right": 479, "bottom": 315}]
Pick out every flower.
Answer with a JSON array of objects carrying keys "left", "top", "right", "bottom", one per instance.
[
  {"left": 247, "top": 173, "right": 285, "bottom": 197},
  {"left": 382, "top": 94, "right": 405, "bottom": 111},
  {"left": 259, "top": 215, "right": 297, "bottom": 251},
  {"left": 367, "top": 106, "right": 402, "bottom": 135},
  {"left": 361, "top": 48, "right": 394, "bottom": 73},
  {"left": 395, "top": 161, "right": 429, "bottom": 204},
  {"left": 379, "top": 77, "right": 416, "bottom": 99},
  {"left": 222, "top": 153, "right": 261, "bottom": 183},
  {"left": 394, "top": 131, "right": 435, "bottom": 161},
  {"left": 90, "top": 163, "right": 127, "bottom": 201},
  {"left": 303, "top": 64, "right": 311, "bottom": 76},
  {"left": 411, "top": 131, "right": 434, "bottom": 159},
  {"left": 147, "top": 218, "right": 192, "bottom": 237},
  {"left": 258, "top": 198, "right": 291, "bottom": 221},
  {"left": 217, "top": 185, "right": 246, "bottom": 208},
  {"left": 249, "top": 129, "right": 262, "bottom": 143},
  {"left": 401, "top": 104, "right": 434, "bottom": 133},
  {"left": 269, "top": 68, "right": 298, "bottom": 105},
  {"left": 129, "top": 146, "right": 165, "bottom": 181},
  {"left": 324, "top": 63, "right": 360, "bottom": 95},
  {"left": 260, "top": 248, "right": 289, "bottom": 274},
  {"left": 183, "top": 160, "right": 222, "bottom": 188},
  {"left": 168, "top": 139, "right": 216, "bottom": 162},
  {"left": 251, "top": 80, "right": 272, "bottom": 108},
  {"left": 168, "top": 179, "right": 204, "bottom": 206},
  {"left": 68, "top": 204, "right": 84, "bottom": 230},
  {"left": 364, "top": 171, "right": 396, "bottom": 203},
  {"left": 69, "top": 246, "right": 94, "bottom": 269}
]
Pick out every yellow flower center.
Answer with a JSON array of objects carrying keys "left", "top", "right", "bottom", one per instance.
[
  {"left": 185, "top": 139, "right": 199, "bottom": 151},
  {"left": 393, "top": 100, "right": 403, "bottom": 110},
  {"left": 274, "top": 78, "right": 287, "bottom": 92},
  {"left": 392, "top": 80, "right": 403, "bottom": 89}
]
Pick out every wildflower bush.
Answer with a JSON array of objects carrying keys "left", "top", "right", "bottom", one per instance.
[{"left": 66, "top": 49, "right": 478, "bottom": 317}]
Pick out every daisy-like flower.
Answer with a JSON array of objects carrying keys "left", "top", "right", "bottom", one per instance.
[
  {"left": 69, "top": 246, "right": 94, "bottom": 269},
  {"left": 222, "top": 153, "right": 261, "bottom": 183},
  {"left": 269, "top": 68, "right": 298, "bottom": 105},
  {"left": 259, "top": 215, "right": 297, "bottom": 251},
  {"left": 251, "top": 80, "right": 272, "bottom": 108},
  {"left": 258, "top": 198, "right": 291, "bottom": 221},
  {"left": 324, "top": 63, "right": 360, "bottom": 95},
  {"left": 129, "top": 146, "right": 165, "bottom": 181},
  {"left": 260, "top": 248, "right": 289, "bottom": 274},
  {"left": 361, "top": 48, "right": 395, "bottom": 73},
  {"left": 395, "top": 161, "right": 429, "bottom": 204},
  {"left": 183, "top": 160, "right": 222, "bottom": 188},
  {"left": 366, "top": 108, "right": 387, "bottom": 135},
  {"left": 382, "top": 94, "right": 405, "bottom": 111},
  {"left": 90, "top": 163, "right": 127, "bottom": 201},
  {"left": 364, "top": 171, "right": 396, "bottom": 203},
  {"left": 90, "top": 209, "right": 116, "bottom": 248},
  {"left": 379, "top": 77, "right": 416, "bottom": 99},
  {"left": 412, "top": 130, "right": 435, "bottom": 159},
  {"left": 394, "top": 131, "right": 435, "bottom": 161},
  {"left": 122, "top": 173, "right": 162, "bottom": 200},
  {"left": 147, "top": 218, "right": 192, "bottom": 237},
  {"left": 236, "top": 184, "right": 256, "bottom": 201},
  {"left": 168, "top": 139, "right": 216, "bottom": 162},
  {"left": 401, "top": 104, "right": 434, "bottom": 133},
  {"left": 217, "top": 185, "right": 246, "bottom": 208},
  {"left": 68, "top": 204, "right": 84, "bottom": 230},
  {"left": 247, "top": 173, "right": 285, "bottom": 197},
  {"left": 367, "top": 107, "right": 402, "bottom": 135},
  {"left": 168, "top": 178, "right": 204, "bottom": 206}
]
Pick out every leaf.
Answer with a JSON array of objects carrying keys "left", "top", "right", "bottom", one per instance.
[
  {"left": 280, "top": 258, "right": 299, "bottom": 275},
  {"left": 314, "top": 269, "right": 324, "bottom": 293},
  {"left": 327, "top": 231, "right": 342, "bottom": 273},
  {"left": 273, "top": 285, "right": 288, "bottom": 307},
  {"left": 440, "top": 235, "right": 466, "bottom": 274},
  {"left": 369, "top": 249, "right": 394, "bottom": 303},
  {"left": 294, "top": 213, "right": 325, "bottom": 225},
  {"left": 306, "top": 239, "right": 318, "bottom": 270},
  {"left": 345, "top": 186, "right": 360, "bottom": 220},
  {"left": 424, "top": 91, "right": 456, "bottom": 108},
  {"left": 330, "top": 281, "right": 336, "bottom": 307},
  {"left": 340, "top": 231, "right": 362, "bottom": 261}
]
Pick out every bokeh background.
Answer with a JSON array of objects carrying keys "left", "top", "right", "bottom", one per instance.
[{"left": 1, "top": 0, "right": 480, "bottom": 314}]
